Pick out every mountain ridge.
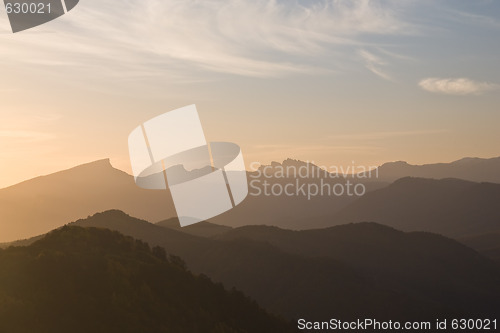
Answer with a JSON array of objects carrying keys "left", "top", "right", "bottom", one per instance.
[
  {"left": 4, "top": 210, "right": 499, "bottom": 320},
  {"left": 318, "top": 176, "right": 500, "bottom": 237},
  {"left": 0, "top": 224, "right": 294, "bottom": 333},
  {"left": 2, "top": 156, "right": 500, "bottom": 241},
  {"left": 0, "top": 159, "right": 176, "bottom": 242},
  {"left": 362, "top": 156, "right": 500, "bottom": 183}
]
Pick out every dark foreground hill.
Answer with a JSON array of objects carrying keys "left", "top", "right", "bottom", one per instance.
[
  {"left": 460, "top": 232, "right": 500, "bottom": 262},
  {"left": 6, "top": 211, "right": 500, "bottom": 321},
  {"left": 217, "top": 223, "right": 500, "bottom": 316},
  {"left": 156, "top": 217, "right": 232, "bottom": 238},
  {"left": 67, "top": 212, "right": 500, "bottom": 320},
  {"left": 0, "top": 226, "right": 293, "bottom": 333}
]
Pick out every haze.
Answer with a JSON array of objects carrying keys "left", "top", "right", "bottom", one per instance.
[{"left": 0, "top": 0, "right": 499, "bottom": 188}]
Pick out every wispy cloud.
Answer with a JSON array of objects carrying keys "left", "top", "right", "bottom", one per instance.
[
  {"left": 358, "top": 49, "right": 394, "bottom": 81},
  {"left": 446, "top": 9, "right": 500, "bottom": 29},
  {"left": 0, "top": 0, "right": 412, "bottom": 80},
  {"left": 418, "top": 78, "right": 499, "bottom": 95}
]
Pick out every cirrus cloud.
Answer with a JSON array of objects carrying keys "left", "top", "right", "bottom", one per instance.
[
  {"left": 358, "top": 49, "right": 394, "bottom": 81},
  {"left": 0, "top": 0, "right": 413, "bottom": 81},
  {"left": 418, "top": 78, "right": 499, "bottom": 95}
]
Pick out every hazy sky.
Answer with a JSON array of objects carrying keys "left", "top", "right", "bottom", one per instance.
[{"left": 0, "top": 0, "right": 499, "bottom": 188}]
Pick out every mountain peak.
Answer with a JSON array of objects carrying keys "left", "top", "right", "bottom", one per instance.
[
  {"left": 78, "top": 158, "right": 113, "bottom": 168},
  {"left": 58, "top": 158, "right": 127, "bottom": 176},
  {"left": 452, "top": 157, "right": 482, "bottom": 165},
  {"left": 261, "top": 158, "right": 326, "bottom": 170},
  {"left": 381, "top": 161, "right": 410, "bottom": 167}
]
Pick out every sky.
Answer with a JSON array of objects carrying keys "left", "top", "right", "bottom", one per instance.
[{"left": 0, "top": 0, "right": 499, "bottom": 188}]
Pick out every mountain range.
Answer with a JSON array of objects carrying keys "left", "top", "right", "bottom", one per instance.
[
  {"left": 156, "top": 217, "right": 232, "bottom": 238},
  {"left": 0, "top": 159, "right": 175, "bottom": 242},
  {"left": 320, "top": 177, "right": 500, "bottom": 238},
  {"left": 5, "top": 210, "right": 499, "bottom": 320},
  {"left": 1, "top": 157, "right": 500, "bottom": 243},
  {"left": 0, "top": 158, "right": 381, "bottom": 242},
  {"left": 460, "top": 232, "right": 500, "bottom": 262},
  {"left": 361, "top": 156, "right": 500, "bottom": 183}
]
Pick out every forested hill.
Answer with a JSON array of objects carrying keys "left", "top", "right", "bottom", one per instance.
[{"left": 0, "top": 226, "right": 294, "bottom": 333}]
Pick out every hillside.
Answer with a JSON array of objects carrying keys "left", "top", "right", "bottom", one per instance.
[
  {"left": 11, "top": 210, "right": 497, "bottom": 320},
  {"left": 156, "top": 217, "right": 232, "bottom": 238},
  {"left": 0, "top": 158, "right": 389, "bottom": 242},
  {"left": 217, "top": 222, "right": 500, "bottom": 317},
  {"left": 0, "top": 159, "right": 176, "bottom": 242},
  {"left": 460, "top": 232, "right": 500, "bottom": 262},
  {"left": 316, "top": 177, "right": 500, "bottom": 237},
  {"left": 0, "top": 226, "right": 293, "bottom": 333},
  {"left": 208, "top": 159, "right": 387, "bottom": 229}
]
